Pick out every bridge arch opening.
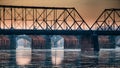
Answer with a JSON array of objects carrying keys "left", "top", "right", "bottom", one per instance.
[
  {"left": 16, "top": 35, "right": 31, "bottom": 49},
  {"left": 51, "top": 35, "right": 64, "bottom": 49},
  {"left": 16, "top": 35, "right": 32, "bottom": 66},
  {"left": 115, "top": 36, "right": 120, "bottom": 47}
]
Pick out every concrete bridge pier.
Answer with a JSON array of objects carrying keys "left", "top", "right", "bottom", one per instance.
[
  {"left": 80, "top": 34, "right": 99, "bottom": 65},
  {"left": 80, "top": 34, "right": 99, "bottom": 54},
  {"left": 76, "top": 36, "right": 81, "bottom": 49},
  {"left": 44, "top": 36, "right": 52, "bottom": 66},
  {"left": 92, "top": 34, "right": 99, "bottom": 54},
  {"left": 109, "top": 36, "right": 115, "bottom": 48},
  {"left": 8, "top": 35, "right": 16, "bottom": 66},
  {"left": 9, "top": 35, "right": 16, "bottom": 49},
  {"left": 91, "top": 34, "right": 99, "bottom": 65},
  {"left": 44, "top": 35, "right": 51, "bottom": 49}
]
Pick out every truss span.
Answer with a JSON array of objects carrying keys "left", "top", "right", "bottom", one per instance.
[
  {"left": 91, "top": 8, "right": 120, "bottom": 31},
  {"left": 0, "top": 5, "right": 90, "bottom": 30},
  {"left": 0, "top": 5, "right": 120, "bottom": 35}
]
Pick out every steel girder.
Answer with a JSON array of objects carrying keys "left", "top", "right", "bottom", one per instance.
[
  {"left": 0, "top": 5, "right": 90, "bottom": 30},
  {"left": 91, "top": 8, "right": 120, "bottom": 31}
]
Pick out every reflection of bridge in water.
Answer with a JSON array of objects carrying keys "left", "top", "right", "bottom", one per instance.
[{"left": 0, "top": 5, "right": 120, "bottom": 53}]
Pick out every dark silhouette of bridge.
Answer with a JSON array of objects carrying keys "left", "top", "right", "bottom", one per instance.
[
  {"left": 0, "top": 5, "right": 119, "bottom": 35},
  {"left": 0, "top": 5, "right": 120, "bottom": 52}
]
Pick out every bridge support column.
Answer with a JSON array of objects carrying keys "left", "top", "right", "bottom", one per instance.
[
  {"left": 92, "top": 34, "right": 99, "bottom": 53},
  {"left": 45, "top": 51, "right": 52, "bottom": 66},
  {"left": 109, "top": 36, "right": 115, "bottom": 48},
  {"left": 77, "top": 36, "right": 81, "bottom": 49},
  {"left": 91, "top": 34, "right": 99, "bottom": 65},
  {"left": 8, "top": 35, "right": 16, "bottom": 66},
  {"left": 9, "top": 35, "right": 16, "bottom": 49},
  {"left": 44, "top": 35, "right": 51, "bottom": 49}
]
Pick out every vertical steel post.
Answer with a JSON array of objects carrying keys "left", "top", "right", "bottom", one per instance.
[
  {"left": 0, "top": 8, "right": 1, "bottom": 29},
  {"left": 3, "top": 8, "right": 5, "bottom": 29},
  {"left": 25, "top": 8, "right": 27, "bottom": 29},
  {"left": 11, "top": 8, "right": 13, "bottom": 29}
]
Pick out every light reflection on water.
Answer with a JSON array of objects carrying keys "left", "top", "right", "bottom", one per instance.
[
  {"left": 0, "top": 48, "right": 120, "bottom": 67},
  {"left": 51, "top": 49, "right": 64, "bottom": 66},
  {"left": 16, "top": 49, "right": 31, "bottom": 66},
  {"left": 0, "top": 35, "right": 120, "bottom": 67}
]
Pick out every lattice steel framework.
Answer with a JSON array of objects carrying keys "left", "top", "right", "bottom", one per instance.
[
  {"left": 91, "top": 8, "right": 120, "bottom": 31},
  {"left": 0, "top": 5, "right": 90, "bottom": 30}
]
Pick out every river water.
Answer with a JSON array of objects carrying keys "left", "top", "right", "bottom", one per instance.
[
  {"left": 0, "top": 48, "right": 120, "bottom": 68},
  {"left": 0, "top": 35, "right": 119, "bottom": 68}
]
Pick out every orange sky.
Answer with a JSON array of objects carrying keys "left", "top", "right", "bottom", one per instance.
[{"left": 0, "top": 0, "right": 120, "bottom": 24}]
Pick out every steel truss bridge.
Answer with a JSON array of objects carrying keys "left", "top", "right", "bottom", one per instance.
[{"left": 0, "top": 5, "right": 120, "bottom": 35}]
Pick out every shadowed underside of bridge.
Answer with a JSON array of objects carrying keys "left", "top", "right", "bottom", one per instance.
[{"left": 0, "top": 5, "right": 120, "bottom": 35}]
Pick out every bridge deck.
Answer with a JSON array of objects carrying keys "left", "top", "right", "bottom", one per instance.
[{"left": 0, "top": 29, "right": 120, "bottom": 35}]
